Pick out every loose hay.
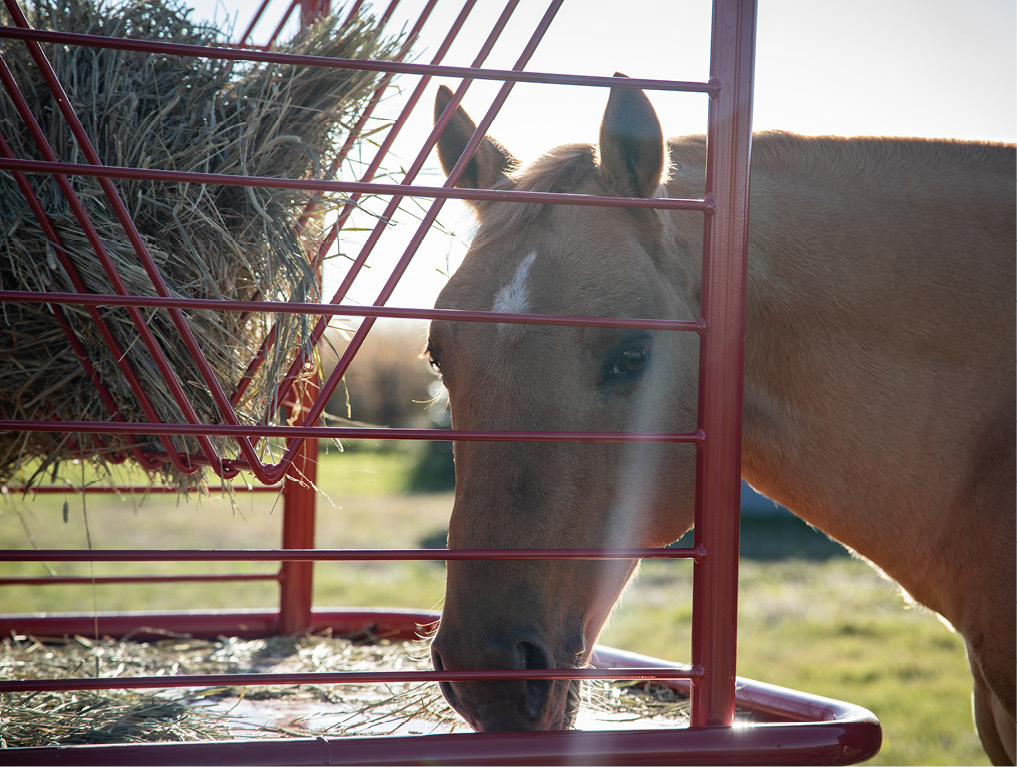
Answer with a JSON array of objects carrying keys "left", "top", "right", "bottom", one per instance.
[
  {"left": 0, "top": 0, "right": 403, "bottom": 486},
  {"left": 0, "top": 633, "right": 692, "bottom": 747}
]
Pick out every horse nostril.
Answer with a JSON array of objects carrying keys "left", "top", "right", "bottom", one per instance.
[
  {"left": 517, "top": 639, "right": 554, "bottom": 722},
  {"left": 432, "top": 645, "right": 465, "bottom": 714},
  {"left": 431, "top": 646, "right": 452, "bottom": 691},
  {"left": 517, "top": 639, "right": 553, "bottom": 670}
]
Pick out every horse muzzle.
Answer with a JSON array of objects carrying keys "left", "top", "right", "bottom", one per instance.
[{"left": 430, "top": 627, "right": 582, "bottom": 731}]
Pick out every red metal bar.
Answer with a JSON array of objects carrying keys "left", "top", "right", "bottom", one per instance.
[
  {"left": 0, "top": 547, "right": 704, "bottom": 563},
  {"left": 0, "top": 726, "right": 881, "bottom": 767},
  {"left": 690, "top": 0, "right": 757, "bottom": 728},
  {"left": 0, "top": 155, "right": 715, "bottom": 211},
  {"left": 0, "top": 607, "right": 439, "bottom": 642},
  {"left": 298, "top": 0, "right": 445, "bottom": 242},
  {"left": 0, "top": 666, "right": 698, "bottom": 694},
  {"left": 237, "top": 0, "right": 273, "bottom": 46},
  {"left": 298, "top": 0, "right": 328, "bottom": 25},
  {"left": 0, "top": 25, "right": 718, "bottom": 95},
  {"left": 264, "top": 0, "right": 301, "bottom": 47},
  {"left": 9, "top": 486, "right": 279, "bottom": 494},
  {"left": 0, "top": 290, "right": 706, "bottom": 331},
  {"left": 0, "top": 573, "right": 276, "bottom": 586},
  {"left": 0, "top": 421, "right": 703, "bottom": 446},
  {"left": 277, "top": 371, "right": 320, "bottom": 634}
]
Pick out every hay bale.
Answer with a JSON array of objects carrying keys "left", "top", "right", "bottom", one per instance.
[{"left": 0, "top": 0, "right": 402, "bottom": 485}]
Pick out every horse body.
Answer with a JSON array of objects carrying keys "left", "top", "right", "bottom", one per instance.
[
  {"left": 736, "top": 134, "right": 1016, "bottom": 763},
  {"left": 427, "top": 83, "right": 1016, "bottom": 761}
]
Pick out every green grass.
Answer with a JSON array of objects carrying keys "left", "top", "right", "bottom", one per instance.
[
  {"left": 600, "top": 558, "right": 985, "bottom": 765},
  {"left": 0, "top": 449, "right": 987, "bottom": 765}
]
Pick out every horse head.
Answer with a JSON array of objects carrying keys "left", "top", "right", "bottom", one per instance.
[{"left": 427, "top": 83, "right": 701, "bottom": 731}]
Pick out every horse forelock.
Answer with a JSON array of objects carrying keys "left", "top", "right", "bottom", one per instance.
[{"left": 469, "top": 143, "right": 598, "bottom": 251}]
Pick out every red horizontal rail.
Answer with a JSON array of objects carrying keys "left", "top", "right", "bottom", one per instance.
[
  {"left": 0, "top": 727, "right": 882, "bottom": 767},
  {"left": 0, "top": 24, "right": 718, "bottom": 95},
  {"left": 0, "top": 421, "right": 705, "bottom": 445},
  {"left": 7, "top": 486, "right": 279, "bottom": 494},
  {"left": 0, "top": 546, "right": 705, "bottom": 562},
  {"left": 0, "top": 573, "right": 277, "bottom": 586},
  {"left": 0, "top": 290, "right": 706, "bottom": 332},
  {"left": 0, "top": 607, "right": 439, "bottom": 642},
  {"left": 0, "top": 665, "right": 702, "bottom": 694},
  {"left": 0, "top": 156, "right": 713, "bottom": 212}
]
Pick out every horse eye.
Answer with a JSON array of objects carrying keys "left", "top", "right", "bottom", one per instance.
[
  {"left": 425, "top": 341, "right": 442, "bottom": 374},
  {"left": 614, "top": 346, "right": 648, "bottom": 375},
  {"left": 608, "top": 344, "right": 650, "bottom": 381}
]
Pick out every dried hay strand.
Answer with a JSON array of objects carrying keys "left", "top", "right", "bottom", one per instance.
[
  {"left": 0, "top": 632, "right": 691, "bottom": 747},
  {"left": 0, "top": 0, "right": 403, "bottom": 486}
]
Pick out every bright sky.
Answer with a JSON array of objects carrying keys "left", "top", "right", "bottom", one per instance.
[{"left": 185, "top": 0, "right": 1016, "bottom": 312}]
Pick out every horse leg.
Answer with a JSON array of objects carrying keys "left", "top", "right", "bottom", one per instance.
[{"left": 971, "top": 654, "right": 1016, "bottom": 765}]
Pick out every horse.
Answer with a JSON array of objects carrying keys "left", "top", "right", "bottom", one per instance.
[{"left": 425, "top": 82, "right": 1015, "bottom": 762}]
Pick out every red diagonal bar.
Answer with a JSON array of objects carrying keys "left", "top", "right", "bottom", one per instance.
[
  {"left": 263, "top": 0, "right": 301, "bottom": 48},
  {"left": 238, "top": 0, "right": 273, "bottom": 46}
]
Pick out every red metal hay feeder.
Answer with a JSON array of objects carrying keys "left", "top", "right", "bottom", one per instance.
[{"left": 0, "top": 0, "right": 881, "bottom": 763}]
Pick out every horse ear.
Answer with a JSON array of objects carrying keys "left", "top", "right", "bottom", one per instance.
[
  {"left": 434, "top": 85, "right": 517, "bottom": 190},
  {"left": 598, "top": 74, "right": 666, "bottom": 198}
]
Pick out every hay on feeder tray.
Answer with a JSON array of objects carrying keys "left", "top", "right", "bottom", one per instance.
[
  {"left": 0, "top": 632, "right": 692, "bottom": 747},
  {"left": 0, "top": 0, "right": 403, "bottom": 486}
]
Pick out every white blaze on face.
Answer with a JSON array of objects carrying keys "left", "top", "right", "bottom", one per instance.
[
  {"left": 492, "top": 251, "right": 538, "bottom": 315},
  {"left": 491, "top": 251, "right": 538, "bottom": 336}
]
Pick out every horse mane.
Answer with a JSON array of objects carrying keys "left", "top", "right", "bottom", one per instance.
[
  {"left": 470, "top": 143, "right": 598, "bottom": 250},
  {"left": 748, "top": 130, "right": 1014, "bottom": 181},
  {"left": 469, "top": 131, "right": 1014, "bottom": 252}
]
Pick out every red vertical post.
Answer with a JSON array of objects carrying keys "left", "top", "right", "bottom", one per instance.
[
  {"left": 690, "top": 0, "right": 756, "bottom": 728},
  {"left": 278, "top": 365, "right": 319, "bottom": 635},
  {"left": 277, "top": 0, "right": 328, "bottom": 638}
]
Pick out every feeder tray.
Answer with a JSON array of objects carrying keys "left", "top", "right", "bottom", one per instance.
[{"left": 0, "top": 608, "right": 882, "bottom": 765}]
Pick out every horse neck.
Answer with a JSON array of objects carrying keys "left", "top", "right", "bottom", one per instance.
[{"left": 663, "top": 133, "right": 1015, "bottom": 627}]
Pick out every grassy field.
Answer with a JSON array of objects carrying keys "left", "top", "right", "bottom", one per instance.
[{"left": 0, "top": 446, "right": 987, "bottom": 765}]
